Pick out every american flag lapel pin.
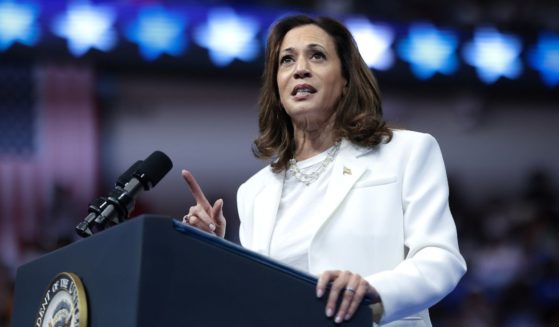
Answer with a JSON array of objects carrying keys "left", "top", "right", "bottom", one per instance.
[{"left": 343, "top": 166, "right": 352, "bottom": 175}]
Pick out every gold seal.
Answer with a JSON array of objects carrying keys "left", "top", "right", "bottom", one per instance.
[{"left": 35, "top": 272, "right": 88, "bottom": 327}]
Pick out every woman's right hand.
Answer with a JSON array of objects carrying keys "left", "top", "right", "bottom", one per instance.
[{"left": 181, "top": 169, "right": 226, "bottom": 238}]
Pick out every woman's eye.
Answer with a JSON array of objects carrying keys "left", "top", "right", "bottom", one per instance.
[
  {"left": 311, "top": 52, "right": 325, "bottom": 60},
  {"left": 280, "top": 56, "right": 293, "bottom": 64}
]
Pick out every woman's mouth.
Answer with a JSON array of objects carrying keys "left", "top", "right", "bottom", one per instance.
[{"left": 291, "top": 84, "right": 317, "bottom": 96}]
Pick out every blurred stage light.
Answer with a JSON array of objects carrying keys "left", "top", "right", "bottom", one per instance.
[
  {"left": 397, "top": 23, "right": 459, "bottom": 79},
  {"left": 345, "top": 18, "right": 394, "bottom": 71},
  {"left": 125, "top": 5, "right": 188, "bottom": 61},
  {"left": 52, "top": 3, "right": 116, "bottom": 56},
  {"left": 1, "top": 1, "right": 553, "bottom": 89},
  {"left": 528, "top": 33, "right": 559, "bottom": 87},
  {"left": 0, "top": 1, "right": 40, "bottom": 51},
  {"left": 463, "top": 27, "right": 522, "bottom": 84},
  {"left": 193, "top": 7, "right": 260, "bottom": 67}
]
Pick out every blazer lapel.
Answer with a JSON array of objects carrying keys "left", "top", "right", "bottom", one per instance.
[
  {"left": 315, "top": 140, "right": 371, "bottom": 230},
  {"left": 251, "top": 170, "right": 284, "bottom": 255}
]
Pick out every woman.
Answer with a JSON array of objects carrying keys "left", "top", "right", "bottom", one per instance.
[{"left": 182, "top": 15, "right": 466, "bottom": 326}]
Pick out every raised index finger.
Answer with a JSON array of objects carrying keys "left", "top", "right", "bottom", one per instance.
[{"left": 181, "top": 169, "right": 211, "bottom": 209}]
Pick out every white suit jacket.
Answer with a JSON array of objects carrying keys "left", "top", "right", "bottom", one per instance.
[{"left": 237, "top": 130, "right": 467, "bottom": 326}]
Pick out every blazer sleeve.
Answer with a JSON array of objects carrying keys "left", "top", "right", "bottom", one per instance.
[
  {"left": 365, "top": 133, "right": 467, "bottom": 323},
  {"left": 237, "top": 181, "right": 250, "bottom": 247}
]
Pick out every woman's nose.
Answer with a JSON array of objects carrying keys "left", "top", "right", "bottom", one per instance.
[
  {"left": 294, "top": 67, "right": 311, "bottom": 79},
  {"left": 294, "top": 59, "right": 311, "bottom": 79},
  {"left": 294, "top": 64, "right": 311, "bottom": 78}
]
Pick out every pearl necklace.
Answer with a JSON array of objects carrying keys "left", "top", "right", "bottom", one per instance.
[{"left": 288, "top": 140, "right": 341, "bottom": 186}]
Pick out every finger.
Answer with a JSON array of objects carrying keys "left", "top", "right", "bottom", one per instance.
[
  {"left": 211, "top": 199, "right": 224, "bottom": 221},
  {"left": 316, "top": 271, "right": 336, "bottom": 298},
  {"left": 326, "top": 271, "right": 349, "bottom": 319},
  {"left": 181, "top": 170, "right": 211, "bottom": 210},
  {"left": 188, "top": 206, "right": 216, "bottom": 232},
  {"left": 182, "top": 214, "right": 190, "bottom": 224},
  {"left": 211, "top": 199, "right": 224, "bottom": 231},
  {"left": 335, "top": 274, "right": 361, "bottom": 323},
  {"left": 188, "top": 215, "right": 216, "bottom": 235},
  {"left": 345, "top": 280, "right": 370, "bottom": 321}
]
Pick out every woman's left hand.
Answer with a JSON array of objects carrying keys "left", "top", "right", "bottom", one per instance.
[{"left": 316, "top": 270, "right": 380, "bottom": 324}]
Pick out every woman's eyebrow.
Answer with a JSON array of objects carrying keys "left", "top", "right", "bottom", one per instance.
[
  {"left": 280, "top": 47, "right": 295, "bottom": 54},
  {"left": 307, "top": 43, "right": 326, "bottom": 51},
  {"left": 280, "top": 44, "right": 327, "bottom": 53}
]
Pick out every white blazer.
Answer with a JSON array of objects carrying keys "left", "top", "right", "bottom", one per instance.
[{"left": 237, "top": 130, "right": 467, "bottom": 326}]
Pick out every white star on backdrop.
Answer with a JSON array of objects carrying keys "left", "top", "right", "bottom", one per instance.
[
  {"left": 398, "top": 23, "right": 459, "bottom": 79},
  {"left": 528, "top": 33, "right": 559, "bottom": 87},
  {"left": 345, "top": 18, "right": 394, "bottom": 71},
  {"left": 0, "top": 1, "right": 39, "bottom": 50},
  {"left": 126, "top": 5, "right": 188, "bottom": 60},
  {"left": 463, "top": 27, "right": 522, "bottom": 84},
  {"left": 52, "top": 3, "right": 116, "bottom": 56},
  {"left": 193, "top": 7, "right": 260, "bottom": 67}
]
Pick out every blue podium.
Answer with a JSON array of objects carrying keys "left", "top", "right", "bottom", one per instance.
[{"left": 12, "top": 215, "right": 373, "bottom": 326}]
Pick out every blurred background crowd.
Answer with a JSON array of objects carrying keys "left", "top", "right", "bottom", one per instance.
[{"left": 1, "top": 0, "right": 558, "bottom": 326}]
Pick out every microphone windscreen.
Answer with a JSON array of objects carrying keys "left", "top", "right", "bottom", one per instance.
[
  {"left": 138, "top": 151, "right": 173, "bottom": 188},
  {"left": 116, "top": 160, "right": 143, "bottom": 187}
]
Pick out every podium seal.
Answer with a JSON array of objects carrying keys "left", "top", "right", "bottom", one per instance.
[{"left": 34, "top": 272, "right": 88, "bottom": 327}]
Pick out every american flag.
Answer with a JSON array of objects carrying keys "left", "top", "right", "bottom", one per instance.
[{"left": 0, "top": 63, "right": 99, "bottom": 269}]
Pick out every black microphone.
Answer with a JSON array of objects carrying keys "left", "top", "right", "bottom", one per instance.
[
  {"left": 116, "top": 160, "right": 143, "bottom": 188},
  {"left": 76, "top": 151, "right": 173, "bottom": 237},
  {"left": 75, "top": 160, "right": 144, "bottom": 237}
]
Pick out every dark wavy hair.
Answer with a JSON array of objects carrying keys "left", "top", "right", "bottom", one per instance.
[{"left": 253, "top": 15, "right": 392, "bottom": 172}]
